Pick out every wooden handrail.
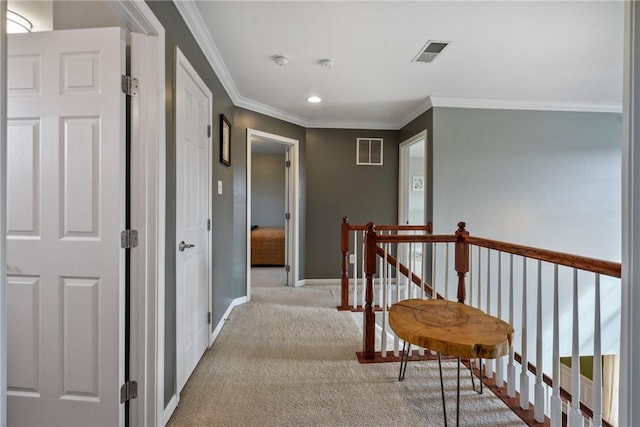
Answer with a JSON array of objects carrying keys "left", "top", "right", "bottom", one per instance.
[
  {"left": 374, "top": 246, "right": 442, "bottom": 299},
  {"left": 465, "top": 236, "right": 621, "bottom": 278}
]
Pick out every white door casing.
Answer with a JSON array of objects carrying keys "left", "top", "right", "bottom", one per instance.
[
  {"left": 246, "top": 129, "right": 300, "bottom": 298},
  {"left": 175, "top": 48, "right": 212, "bottom": 394},
  {"left": 398, "top": 130, "right": 427, "bottom": 227},
  {"left": 6, "top": 28, "right": 125, "bottom": 427}
]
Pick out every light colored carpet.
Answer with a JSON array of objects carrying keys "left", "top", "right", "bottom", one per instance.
[
  {"left": 251, "top": 267, "right": 287, "bottom": 287},
  {"left": 167, "top": 285, "right": 526, "bottom": 427}
]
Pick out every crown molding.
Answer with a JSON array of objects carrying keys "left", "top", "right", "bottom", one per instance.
[
  {"left": 428, "top": 96, "right": 623, "bottom": 114},
  {"left": 235, "top": 95, "right": 309, "bottom": 128},
  {"left": 172, "top": 0, "right": 241, "bottom": 102}
]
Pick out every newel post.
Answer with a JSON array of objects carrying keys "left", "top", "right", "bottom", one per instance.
[
  {"left": 340, "top": 217, "right": 350, "bottom": 309},
  {"left": 455, "top": 222, "right": 469, "bottom": 304},
  {"left": 364, "top": 222, "right": 377, "bottom": 360}
]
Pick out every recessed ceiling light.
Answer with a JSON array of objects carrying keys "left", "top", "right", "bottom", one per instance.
[{"left": 307, "top": 96, "right": 322, "bottom": 103}]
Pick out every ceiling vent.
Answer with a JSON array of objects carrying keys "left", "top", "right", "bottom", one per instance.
[
  {"left": 357, "top": 138, "right": 383, "bottom": 166},
  {"left": 413, "top": 40, "right": 450, "bottom": 64}
]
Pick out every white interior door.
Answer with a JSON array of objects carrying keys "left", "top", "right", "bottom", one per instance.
[
  {"left": 175, "top": 49, "right": 211, "bottom": 393},
  {"left": 6, "top": 28, "right": 126, "bottom": 427}
]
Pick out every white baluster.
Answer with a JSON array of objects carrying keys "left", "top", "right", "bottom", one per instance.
[
  {"left": 381, "top": 243, "right": 388, "bottom": 358},
  {"left": 593, "top": 274, "right": 603, "bottom": 427},
  {"left": 432, "top": 240, "right": 437, "bottom": 299},
  {"left": 469, "top": 245, "right": 473, "bottom": 307},
  {"left": 353, "top": 230, "right": 358, "bottom": 309},
  {"left": 507, "top": 254, "right": 516, "bottom": 398},
  {"left": 361, "top": 233, "right": 366, "bottom": 309},
  {"left": 444, "top": 242, "right": 450, "bottom": 300},
  {"left": 550, "top": 264, "right": 562, "bottom": 427},
  {"left": 478, "top": 247, "right": 482, "bottom": 309},
  {"left": 534, "top": 260, "right": 544, "bottom": 422},
  {"left": 405, "top": 241, "right": 410, "bottom": 301},
  {"left": 485, "top": 250, "right": 494, "bottom": 378},
  {"left": 569, "top": 269, "right": 582, "bottom": 427},
  {"left": 394, "top": 241, "right": 400, "bottom": 357},
  {"left": 495, "top": 252, "right": 504, "bottom": 388},
  {"left": 520, "top": 258, "right": 530, "bottom": 410},
  {"left": 422, "top": 242, "right": 427, "bottom": 299}
]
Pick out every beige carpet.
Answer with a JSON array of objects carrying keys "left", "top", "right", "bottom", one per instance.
[{"left": 167, "top": 285, "right": 526, "bottom": 427}]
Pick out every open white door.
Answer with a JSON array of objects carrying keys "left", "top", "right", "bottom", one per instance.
[
  {"left": 175, "top": 49, "right": 211, "bottom": 393},
  {"left": 6, "top": 27, "right": 126, "bottom": 426}
]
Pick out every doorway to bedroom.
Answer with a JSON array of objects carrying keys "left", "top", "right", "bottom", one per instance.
[{"left": 246, "top": 129, "right": 300, "bottom": 297}]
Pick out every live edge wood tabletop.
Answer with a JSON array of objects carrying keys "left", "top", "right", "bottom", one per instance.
[{"left": 389, "top": 298, "right": 514, "bottom": 360}]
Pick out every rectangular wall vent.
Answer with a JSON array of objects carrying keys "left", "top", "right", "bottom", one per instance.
[
  {"left": 413, "top": 40, "right": 450, "bottom": 64},
  {"left": 357, "top": 138, "right": 383, "bottom": 166}
]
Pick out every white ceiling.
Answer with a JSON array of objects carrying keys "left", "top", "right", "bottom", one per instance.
[{"left": 181, "top": 1, "right": 625, "bottom": 130}]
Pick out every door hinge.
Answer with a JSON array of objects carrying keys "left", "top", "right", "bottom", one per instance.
[
  {"left": 120, "top": 381, "right": 138, "bottom": 403},
  {"left": 285, "top": 160, "right": 291, "bottom": 168},
  {"left": 120, "top": 230, "right": 139, "bottom": 249},
  {"left": 207, "top": 312, "right": 212, "bottom": 324},
  {"left": 121, "top": 75, "right": 139, "bottom": 96},
  {"left": 207, "top": 125, "right": 212, "bottom": 138},
  {"left": 285, "top": 265, "right": 291, "bottom": 272},
  {"left": 207, "top": 219, "right": 211, "bottom": 231},
  {"left": 285, "top": 213, "right": 291, "bottom": 221}
]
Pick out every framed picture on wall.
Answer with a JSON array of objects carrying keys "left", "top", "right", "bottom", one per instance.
[
  {"left": 220, "top": 114, "right": 231, "bottom": 166},
  {"left": 412, "top": 176, "right": 424, "bottom": 191}
]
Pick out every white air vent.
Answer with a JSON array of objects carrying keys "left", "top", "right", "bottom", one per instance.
[
  {"left": 357, "top": 138, "right": 383, "bottom": 166},
  {"left": 413, "top": 40, "right": 450, "bottom": 64}
]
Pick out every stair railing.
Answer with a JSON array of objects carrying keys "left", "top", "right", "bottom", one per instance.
[{"left": 358, "top": 220, "right": 620, "bottom": 427}]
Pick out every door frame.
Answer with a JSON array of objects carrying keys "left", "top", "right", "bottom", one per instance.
[
  {"left": 246, "top": 129, "right": 300, "bottom": 297},
  {"left": 398, "top": 130, "right": 428, "bottom": 226},
  {"left": 1, "top": 3, "right": 7, "bottom": 425},
  {"left": 174, "top": 46, "right": 213, "bottom": 394}
]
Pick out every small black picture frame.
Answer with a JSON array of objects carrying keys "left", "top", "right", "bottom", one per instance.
[{"left": 220, "top": 114, "right": 231, "bottom": 166}]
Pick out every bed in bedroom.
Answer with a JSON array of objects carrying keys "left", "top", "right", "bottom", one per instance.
[{"left": 251, "top": 226, "right": 285, "bottom": 266}]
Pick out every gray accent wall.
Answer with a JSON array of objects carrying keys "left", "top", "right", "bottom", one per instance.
[
  {"left": 431, "top": 107, "right": 622, "bottom": 260},
  {"left": 305, "top": 128, "right": 399, "bottom": 278},
  {"left": 251, "top": 153, "right": 286, "bottom": 227}
]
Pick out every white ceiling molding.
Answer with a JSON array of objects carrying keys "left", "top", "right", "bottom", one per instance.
[
  {"left": 172, "top": 0, "right": 241, "bottom": 103},
  {"left": 396, "top": 98, "right": 435, "bottom": 129},
  {"left": 429, "top": 96, "right": 623, "bottom": 114},
  {"left": 235, "top": 95, "right": 309, "bottom": 128}
]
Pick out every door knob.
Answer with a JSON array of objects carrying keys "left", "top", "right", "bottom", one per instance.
[{"left": 178, "top": 241, "right": 195, "bottom": 252}]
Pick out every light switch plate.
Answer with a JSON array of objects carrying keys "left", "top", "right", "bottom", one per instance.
[{"left": 217, "top": 180, "right": 223, "bottom": 195}]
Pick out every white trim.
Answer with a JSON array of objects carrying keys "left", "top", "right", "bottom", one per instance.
[
  {"left": 620, "top": 1, "right": 639, "bottom": 426},
  {"left": 0, "top": 3, "right": 7, "bottom": 426},
  {"left": 299, "top": 278, "right": 397, "bottom": 287},
  {"left": 106, "top": 3, "right": 167, "bottom": 426},
  {"left": 210, "top": 297, "right": 247, "bottom": 345},
  {"left": 428, "top": 95, "right": 622, "bottom": 114},
  {"left": 162, "top": 395, "right": 177, "bottom": 427},
  {"left": 247, "top": 129, "right": 301, "bottom": 299},
  {"left": 398, "top": 130, "right": 428, "bottom": 228},
  {"left": 397, "top": 99, "right": 435, "bottom": 129}
]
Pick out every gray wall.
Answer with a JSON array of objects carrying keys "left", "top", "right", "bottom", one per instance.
[
  {"left": 251, "top": 153, "right": 286, "bottom": 227},
  {"left": 145, "top": 0, "right": 236, "bottom": 407},
  {"left": 432, "top": 107, "right": 622, "bottom": 260},
  {"left": 305, "top": 128, "right": 399, "bottom": 278}
]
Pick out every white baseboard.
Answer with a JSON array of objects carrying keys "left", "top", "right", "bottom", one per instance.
[
  {"left": 210, "top": 296, "right": 248, "bottom": 345},
  {"left": 299, "top": 278, "right": 398, "bottom": 287},
  {"left": 163, "top": 395, "right": 177, "bottom": 426}
]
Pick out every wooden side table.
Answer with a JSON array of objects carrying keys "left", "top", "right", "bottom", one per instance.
[{"left": 389, "top": 298, "right": 514, "bottom": 427}]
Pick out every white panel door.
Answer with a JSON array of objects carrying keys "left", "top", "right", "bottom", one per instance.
[
  {"left": 175, "top": 50, "right": 211, "bottom": 393},
  {"left": 6, "top": 28, "right": 126, "bottom": 427}
]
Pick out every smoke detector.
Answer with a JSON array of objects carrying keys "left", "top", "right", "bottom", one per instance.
[
  {"left": 319, "top": 59, "right": 334, "bottom": 70},
  {"left": 273, "top": 55, "right": 289, "bottom": 66},
  {"left": 413, "top": 41, "right": 450, "bottom": 64}
]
